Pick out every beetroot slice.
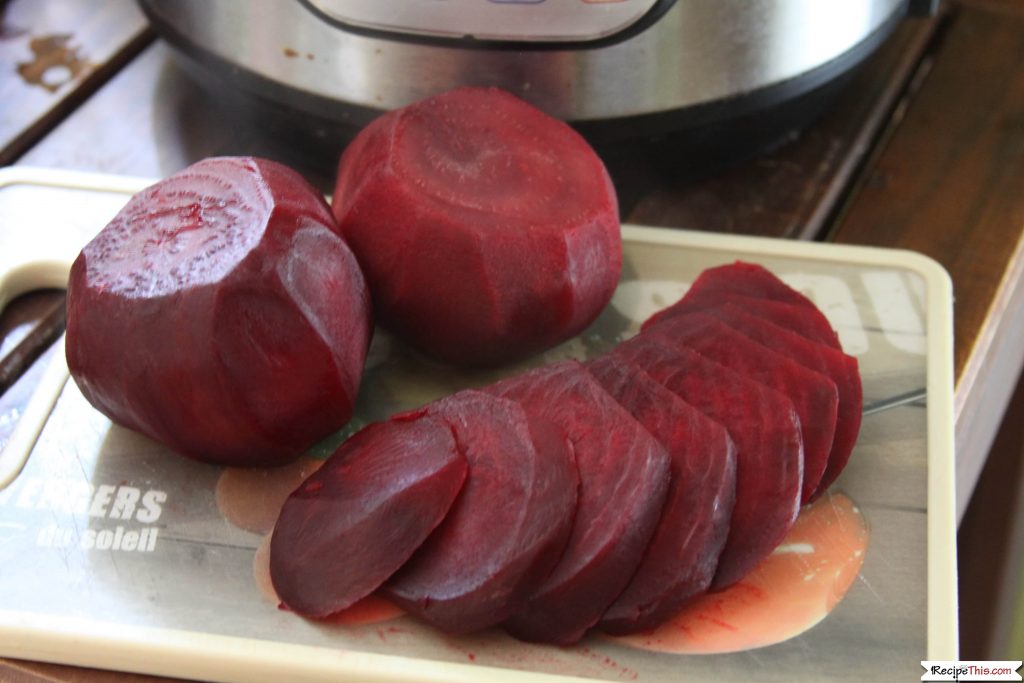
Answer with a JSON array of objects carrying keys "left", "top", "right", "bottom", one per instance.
[
  {"left": 644, "top": 292, "right": 842, "bottom": 350},
  {"left": 383, "top": 390, "right": 579, "bottom": 634},
  {"left": 485, "top": 361, "right": 671, "bottom": 644},
  {"left": 684, "top": 304, "right": 862, "bottom": 499},
  {"left": 644, "top": 313, "right": 838, "bottom": 503},
  {"left": 586, "top": 355, "right": 737, "bottom": 634},
  {"left": 269, "top": 416, "right": 467, "bottom": 618},
  {"left": 332, "top": 86, "right": 621, "bottom": 366},
  {"left": 613, "top": 336, "right": 802, "bottom": 590},
  {"left": 686, "top": 261, "right": 821, "bottom": 308},
  {"left": 66, "top": 157, "right": 372, "bottom": 466},
  {"left": 643, "top": 261, "right": 842, "bottom": 350}
]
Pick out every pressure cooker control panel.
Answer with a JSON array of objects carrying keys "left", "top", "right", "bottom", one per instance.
[{"left": 304, "top": 0, "right": 670, "bottom": 44}]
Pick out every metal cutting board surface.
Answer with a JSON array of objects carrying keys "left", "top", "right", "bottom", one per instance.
[{"left": 0, "top": 168, "right": 957, "bottom": 682}]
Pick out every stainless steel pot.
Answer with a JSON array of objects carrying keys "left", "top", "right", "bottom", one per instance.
[{"left": 139, "top": 0, "right": 912, "bottom": 134}]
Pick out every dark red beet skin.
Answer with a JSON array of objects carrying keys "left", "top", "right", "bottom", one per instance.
[
  {"left": 586, "top": 356, "right": 737, "bottom": 634},
  {"left": 383, "top": 391, "right": 579, "bottom": 634},
  {"left": 269, "top": 416, "right": 468, "bottom": 618},
  {"left": 66, "top": 157, "right": 372, "bottom": 466},
  {"left": 332, "top": 86, "right": 622, "bottom": 367},
  {"left": 643, "top": 313, "right": 838, "bottom": 503},
  {"left": 677, "top": 304, "right": 862, "bottom": 500},
  {"left": 613, "top": 336, "right": 803, "bottom": 590},
  {"left": 485, "top": 361, "right": 671, "bottom": 644}
]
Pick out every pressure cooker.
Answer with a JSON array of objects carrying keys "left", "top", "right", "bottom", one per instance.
[{"left": 138, "top": 0, "right": 932, "bottom": 160}]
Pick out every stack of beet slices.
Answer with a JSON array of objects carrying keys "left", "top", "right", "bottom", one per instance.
[{"left": 270, "top": 261, "right": 863, "bottom": 644}]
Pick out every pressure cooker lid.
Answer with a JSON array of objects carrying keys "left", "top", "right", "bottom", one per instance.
[{"left": 301, "top": 0, "right": 677, "bottom": 47}]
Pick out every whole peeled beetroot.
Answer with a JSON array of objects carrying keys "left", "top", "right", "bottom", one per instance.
[
  {"left": 331, "top": 86, "right": 622, "bottom": 367},
  {"left": 65, "top": 156, "right": 372, "bottom": 467}
]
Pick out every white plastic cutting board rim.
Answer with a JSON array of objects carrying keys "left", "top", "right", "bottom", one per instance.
[{"left": 0, "top": 167, "right": 958, "bottom": 680}]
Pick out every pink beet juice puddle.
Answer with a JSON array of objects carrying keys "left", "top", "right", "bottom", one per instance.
[
  {"left": 608, "top": 492, "right": 868, "bottom": 654},
  {"left": 215, "top": 456, "right": 325, "bottom": 535}
]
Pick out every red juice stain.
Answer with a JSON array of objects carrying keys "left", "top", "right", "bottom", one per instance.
[
  {"left": 606, "top": 492, "right": 869, "bottom": 655},
  {"left": 375, "top": 625, "right": 408, "bottom": 642},
  {"left": 325, "top": 596, "right": 404, "bottom": 626},
  {"left": 576, "top": 646, "right": 639, "bottom": 681}
]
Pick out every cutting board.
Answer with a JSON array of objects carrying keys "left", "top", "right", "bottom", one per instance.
[{"left": 0, "top": 168, "right": 957, "bottom": 682}]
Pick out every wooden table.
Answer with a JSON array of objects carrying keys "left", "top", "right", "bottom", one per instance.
[{"left": 2, "top": 0, "right": 1022, "bottom": 676}]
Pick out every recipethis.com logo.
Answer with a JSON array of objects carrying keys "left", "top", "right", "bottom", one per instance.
[
  {"left": 0, "top": 476, "right": 167, "bottom": 554},
  {"left": 921, "top": 661, "right": 1022, "bottom": 681}
]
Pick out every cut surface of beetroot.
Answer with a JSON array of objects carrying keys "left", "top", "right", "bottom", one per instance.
[
  {"left": 485, "top": 361, "right": 671, "bottom": 644},
  {"left": 643, "top": 313, "right": 838, "bottom": 503},
  {"left": 586, "top": 355, "right": 737, "bottom": 634},
  {"left": 269, "top": 416, "right": 467, "bottom": 618},
  {"left": 66, "top": 157, "right": 372, "bottom": 466},
  {"left": 682, "top": 304, "right": 863, "bottom": 499},
  {"left": 332, "top": 86, "right": 621, "bottom": 366},
  {"left": 383, "top": 390, "right": 579, "bottom": 634},
  {"left": 646, "top": 292, "right": 842, "bottom": 350},
  {"left": 643, "top": 261, "right": 842, "bottom": 350},
  {"left": 685, "top": 261, "right": 820, "bottom": 308},
  {"left": 613, "top": 336, "right": 803, "bottom": 590}
]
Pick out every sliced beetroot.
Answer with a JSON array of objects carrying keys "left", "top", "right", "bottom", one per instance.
[
  {"left": 66, "top": 157, "right": 372, "bottom": 467},
  {"left": 613, "top": 336, "right": 802, "bottom": 590},
  {"left": 332, "top": 86, "right": 622, "bottom": 367},
  {"left": 485, "top": 361, "right": 671, "bottom": 644},
  {"left": 585, "top": 355, "right": 737, "bottom": 634},
  {"left": 643, "top": 313, "right": 838, "bottom": 503},
  {"left": 686, "top": 260, "right": 821, "bottom": 308},
  {"left": 644, "top": 261, "right": 842, "bottom": 350},
  {"left": 269, "top": 416, "right": 467, "bottom": 618},
  {"left": 680, "top": 304, "right": 862, "bottom": 499},
  {"left": 645, "top": 292, "right": 842, "bottom": 350},
  {"left": 383, "top": 390, "right": 578, "bottom": 634}
]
